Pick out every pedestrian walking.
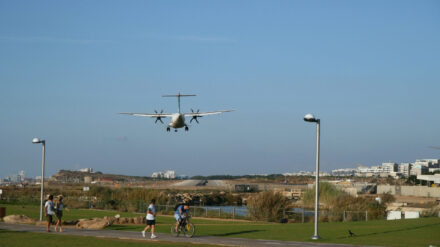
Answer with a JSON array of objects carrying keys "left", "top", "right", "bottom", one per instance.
[
  {"left": 142, "top": 199, "right": 157, "bottom": 239},
  {"left": 54, "top": 195, "right": 64, "bottom": 232},
  {"left": 44, "top": 195, "right": 55, "bottom": 232}
]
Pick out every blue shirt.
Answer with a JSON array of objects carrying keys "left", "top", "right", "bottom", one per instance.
[{"left": 175, "top": 205, "right": 188, "bottom": 215}]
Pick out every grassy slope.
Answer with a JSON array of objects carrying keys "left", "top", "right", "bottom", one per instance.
[
  {"left": 108, "top": 217, "right": 440, "bottom": 247},
  {"left": 2, "top": 204, "right": 440, "bottom": 247},
  {"left": 0, "top": 229, "right": 214, "bottom": 247}
]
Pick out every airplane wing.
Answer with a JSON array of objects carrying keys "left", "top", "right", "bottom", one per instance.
[
  {"left": 117, "top": 112, "right": 174, "bottom": 117},
  {"left": 184, "top": 110, "right": 235, "bottom": 116}
]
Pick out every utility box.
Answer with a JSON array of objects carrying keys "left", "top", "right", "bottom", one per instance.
[
  {"left": 405, "top": 211, "right": 420, "bottom": 219},
  {"left": 0, "top": 207, "right": 5, "bottom": 218},
  {"left": 387, "top": 211, "right": 402, "bottom": 220}
]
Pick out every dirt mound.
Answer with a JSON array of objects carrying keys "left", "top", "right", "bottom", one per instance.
[
  {"left": 76, "top": 217, "right": 113, "bottom": 230},
  {"left": 3, "top": 215, "right": 36, "bottom": 224}
]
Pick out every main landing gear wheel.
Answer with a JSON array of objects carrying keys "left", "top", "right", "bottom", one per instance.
[
  {"left": 166, "top": 127, "right": 170, "bottom": 132},
  {"left": 185, "top": 126, "right": 189, "bottom": 131}
]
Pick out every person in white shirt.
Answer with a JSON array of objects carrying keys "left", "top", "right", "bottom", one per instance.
[
  {"left": 44, "top": 195, "right": 55, "bottom": 232},
  {"left": 142, "top": 199, "right": 157, "bottom": 239}
]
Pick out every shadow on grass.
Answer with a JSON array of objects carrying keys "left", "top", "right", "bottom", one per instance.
[
  {"left": 106, "top": 225, "right": 143, "bottom": 231},
  {"left": 336, "top": 222, "right": 440, "bottom": 239},
  {"left": 0, "top": 229, "right": 30, "bottom": 235},
  {"left": 213, "top": 230, "right": 264, "bottom": 237}
]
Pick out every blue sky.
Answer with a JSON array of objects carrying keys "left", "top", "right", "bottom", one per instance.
[{"left": 1, "top": 1, "right": 439, "bottom": 178}]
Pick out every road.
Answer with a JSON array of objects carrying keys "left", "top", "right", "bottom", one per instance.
[{"left": 0, "top": 222, "right": 377, "bottom": 247}]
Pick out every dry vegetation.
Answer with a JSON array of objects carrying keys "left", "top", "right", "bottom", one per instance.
[{"left": 247, "top": 191, "right": 289, "bottom": 222}]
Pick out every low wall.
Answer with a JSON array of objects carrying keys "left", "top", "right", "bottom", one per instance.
[{"left": 377, "top": 185, "right": 440, "bottom": 197}]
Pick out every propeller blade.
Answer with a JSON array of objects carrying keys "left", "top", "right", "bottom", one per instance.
[
  {"left": 154, "top": 110, "right": 158, "bottom": 114},
  {"left": 191, "top": 108, "right": 194, "bottom": 113},
  {"left": 190, "top": 116, "right": 199, "bottom": 124},
  {"left": 160, "top": 109, "right": 163, "bottom": 114}
]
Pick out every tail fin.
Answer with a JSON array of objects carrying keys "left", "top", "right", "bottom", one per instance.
[{"left": 162, "top": 93, "right": 196, "bottom": 113}]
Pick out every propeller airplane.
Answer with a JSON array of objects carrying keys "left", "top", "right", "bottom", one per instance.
[{"left": 118, "top": 93, "right": 234, "bottom": 132}]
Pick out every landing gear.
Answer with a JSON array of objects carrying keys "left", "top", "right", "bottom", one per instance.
[
  {"left": 174, "top": 129, "right": 178, "bottom": 132},
  {"left": 185, "top": 126, "right": 189, "bottom": 131},
  {"left": 166, "top": 127, "right": 170, "bottom": 132}
]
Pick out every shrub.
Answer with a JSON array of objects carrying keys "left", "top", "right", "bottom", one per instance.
[
  {"left": 247, "top": 191, "right": 289, "bottom": 222},
  {"left": 380, "top": 193, "right": 395, "bottom": 205},
  {"left": 329, "top": 194, "right": 386, "bottom": 221},
  {"left": 302, "top": 182, "right": 344, "bottom": 207},
  {"left": 420, "top": 207, "right": 439, "bottom": 217}
]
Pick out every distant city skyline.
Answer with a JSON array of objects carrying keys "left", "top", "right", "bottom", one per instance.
[
  {"left": 1, "top": 1, "right": 439, "bottom": 177},
  {"left": 2, "top": 156, "right": 439, "bottom": 180}
]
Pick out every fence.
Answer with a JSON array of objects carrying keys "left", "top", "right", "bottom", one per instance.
[
  {"left": 152, "top": 205, "right": 371, "bottom": 222},
  {"left": 283, "top": 209, "right": 371, "bottom": 223},
  {"left": 153, "top": 205, "right": 251, "bottom": 220}
]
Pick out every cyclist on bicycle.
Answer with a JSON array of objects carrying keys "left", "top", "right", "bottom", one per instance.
[{"left": 174, "top": 203, "right": 189, "bottom": 232}]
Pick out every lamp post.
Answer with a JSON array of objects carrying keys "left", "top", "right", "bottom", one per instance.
[
  {"left": 32, "top": 138, "right": 46, "bottom": 222},
  {"left": 304, "top": 114, "right": 320, "bottom": 240}
]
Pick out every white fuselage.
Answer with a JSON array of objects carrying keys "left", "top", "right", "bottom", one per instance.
[{"left": 169, "top": 113, "right": 186, "bottom": 128}]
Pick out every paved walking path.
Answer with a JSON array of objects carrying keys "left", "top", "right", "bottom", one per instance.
[{"left": 0, "top": 222, "right": 375, "bottom": 247}]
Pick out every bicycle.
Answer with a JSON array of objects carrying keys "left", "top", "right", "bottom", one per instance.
[{"left": 171, "top": 215, "right": 195, "bottom": 238}]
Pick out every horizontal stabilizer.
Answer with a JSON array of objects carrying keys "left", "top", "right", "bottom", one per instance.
[{"left": 162, "top": 94, "right": 196, "bottom": 97}]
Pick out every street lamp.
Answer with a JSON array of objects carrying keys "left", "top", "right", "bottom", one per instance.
[
  {"left": 304, "top": 114, "right": 321, "bottom": 240},
  {"left": 32, "top": 138, "right": 46, "bottom": 222}
]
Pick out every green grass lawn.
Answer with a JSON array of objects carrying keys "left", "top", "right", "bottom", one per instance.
[
  {"left": 2, "top": 203, "right": 440, "bottom": 247},
  {"left": 0, "top": 229, "right": 214, "bottom": 247},
  {"left": 109, "top": 217, "right": 440, "bottom": 247}
]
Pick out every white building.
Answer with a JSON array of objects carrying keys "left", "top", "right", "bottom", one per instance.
[
  {"left": 413, "top": 159, "right": 439, "bottom": 168},
  {"left": 163, "top": 170, "right": 176, "bottom": 179},
  {"left": 151, "top": 172, "right": 162, "bottom": 178},
  {"left": 382, "top": 163, "right": 398, "bottom": 173},
  {"left": 152, "top": 170, "right": 176, "bottom": 179},
  {"left": 78, "top": 168, "right": 94, "bottom": 173},
  {"left": 420, "top": 159, "right": 439, "bottom": 165},
  {"left": 357, "top": 165, "right": 383, "bottom": 177},
  {"left": 18, "top": 170, "right": 25, "bottom": 181},
  {"left": 410, "top": 164, "right": 428, "bottom": 176},
  {"left": 398, "top": 163, "right": 412, "bottom": 177}
]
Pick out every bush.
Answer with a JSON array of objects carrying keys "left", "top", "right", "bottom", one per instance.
[
  {"left": 302, "top": 182, "right": 344, "bottom": 207},
  {"left": 329, "top": 194, "right": 386, "bottom": 221},
  {"left": 247, "top": 191, "right": 289, "bottom": 222},
  {"left": 420, "top": 207, "right": 439, "bottom": 217},
  {"left": 380, "top": 193, "right": 395, "bottom": 205}
]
